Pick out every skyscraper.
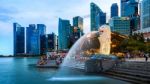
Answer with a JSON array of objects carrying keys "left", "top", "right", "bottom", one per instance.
[
  {"left": 121, "top": 0, "right": 138, "bottom": 17},
  {"left": 121, "top": 0, "right": 129, "bottom": 17},
  {"left": 73, "top": 16, "right": 83, "bottom": 35},
  {"left": 141, "top": 0, "right": 150, "bottom": 30},
  {"left": 72, "top": 26, "right": 81, "bottom": 42},
  {"left": 58, "top": 18, "right": 71, "bottom": 50},
  {"left": 40, "top": 35, "right": 47, "bottom": 55},
  {"left": 109, "top": 17, "right": 130, "bottom": 35},
  {"left": 37, "top": 24, "right": 46, "bottom": 35},
  {"left": 26, "top": 24, "right": 36, "bottom": 54},
  {"left": 47, "top": 33, "right": 57, "bottom": 51},
  {"left": 90, "top": 2, "right": 106, "bottom": 31},
  {"left": 37, "top": 24, "right": 46, "bottom": 55},
  {"left": 140, "top": 0, "right": 150, "bottom": 39},
  {"left": 121, "top": 0, "right": 139, "bottom": 34},
  {"left": 111, "top": 3, "right": 118, "bottom": 18},
  {"left": 13, "top": 23, "right": 25, "bottom": 56},
  {"left": 26, "top": 24, "right": 46, "bottom": 55},
  {"left": 30, "top": 29, "right": 39, "bottom": 55}
]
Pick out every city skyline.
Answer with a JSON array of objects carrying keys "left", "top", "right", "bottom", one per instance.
[{"left": 0, "top": 0, "right": 120, "bottom": 55}]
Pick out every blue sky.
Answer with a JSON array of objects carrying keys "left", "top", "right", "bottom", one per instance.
[{"left": 0, "top": 0, "right": 120, "bottom": 55}]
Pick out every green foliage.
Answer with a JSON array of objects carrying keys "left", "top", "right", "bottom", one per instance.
[
  {"left": 123, "top": 39, "right": 145, "bottom": 51},
  {"left": 112, "top": 33, "right": 150, "bottom": 54},
  {"left": 130, "top": 33, "right": 145, "bottom": 42}
]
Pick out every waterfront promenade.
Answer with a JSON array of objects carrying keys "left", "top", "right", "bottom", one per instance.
[
  {"left": 105, "top": 57, "right": 150, "bottom": 84},
  {"left": 125, "top": 58, "right": 150, "bottom": 62}
]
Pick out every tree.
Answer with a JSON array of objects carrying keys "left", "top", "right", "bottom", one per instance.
[{"left": 111, "top": 32, "right": 150, "bottom": 57}]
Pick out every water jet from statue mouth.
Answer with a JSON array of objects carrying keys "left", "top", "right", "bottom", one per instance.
[{"left": 57, "top": 25, "right": 117, "bottom": 73}]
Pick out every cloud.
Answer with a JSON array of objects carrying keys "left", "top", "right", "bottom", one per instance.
[
  {"left": 0, "top": 6, "right": 17, "bottom": 22},
  {"left": 0, "top": 0, "right": 120, "bottom": 55},
  {"left": 0, "top": 6, "right": 18, "bottom": 14},
  {"left": 0, "top": 14, "right": 13, "bottom": 22}
]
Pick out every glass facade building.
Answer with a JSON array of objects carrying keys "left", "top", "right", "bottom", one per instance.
[
  {"left": 26, "top": 24, "right": 46, "bottom": 55},
  {"left": 37, "top": 24, "right": 46, "bottom": 55},
  {"left": 37, "top": 24, "right": 46, "bottom": 35},
  {"left": 121, "top": 0, "right": 138, "bottom": 17},
  {"left": 47, "top": 33, "right": 57, "bottom": 51},
  {"left": 73, "top": 27, "right": 81, "bottom": 41},
  {"left": 138, "top": 0, "right": 150, "bottom": 39},
  {"left": 73, "top": 16, "right": 83, "bottom": 35},
  {"left": 109, "top": 17, "right": 130, "bottom": 35},
  {"left": 26, "top": 24, "right": 36, "bottom": 54},
  {"left": 121, "top": 0, "right": 130, "bottom": 17},
  {"left": 121, "top": 0, "right": 139, "bottom": 34},
  {"left": 58, "top": 18, "right": 71, "bottom": 50},
  {"left": 70, "top": 26, "right": 81, "bottom": 45},
  {"left": 40, "top": 35, "right": 47, "bottom": 55},
  {"left": 141, "top": 0, "right": 150, "bottom": 30},
  {"left": 30, "top": 29, "right": 39, "bottom": 55},
  {"left": 111, "top": 3, "right": 118, "bottom": 18},
  {"left": 90, "top": 2, "right": 106, "bottom": 31},
  {"left": 13, "top": 23, "right": 25, "bottom": 56}
]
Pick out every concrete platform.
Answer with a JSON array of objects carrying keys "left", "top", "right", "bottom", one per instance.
[
  {"left": 105, "top": 60, "right": 150, "bottom": 84},
  {"left": 125, "top": 58, "right": 150, "bottom": 62}
]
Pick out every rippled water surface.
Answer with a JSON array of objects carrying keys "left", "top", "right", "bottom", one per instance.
[{"left": 0, "top": 57, "right": 128, "bottom": 84}]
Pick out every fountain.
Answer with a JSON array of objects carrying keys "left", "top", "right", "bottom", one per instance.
[
  {"left": 48, "top": 25, "right": 128, "bottom": 84},
  {"left": 61, "top": 25, "right": 118, "bottom": 72}
]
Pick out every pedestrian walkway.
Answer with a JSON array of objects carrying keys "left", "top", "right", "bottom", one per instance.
[
  {"left": 125, "top": 58, "right": 150, "bottom": 62},
  {"left": 105, "top": 60, "right": 150, "bottom": 84}
]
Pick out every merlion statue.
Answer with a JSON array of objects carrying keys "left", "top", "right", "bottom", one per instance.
[
  {"left": 98, "top": 25, "right": 111, "bottom": 55},
  {"left": 81, "top": 25, "right": 111, "bottom": 55},
  {"left": 62, "top": 25, "right": 117, "bottom": 72}
]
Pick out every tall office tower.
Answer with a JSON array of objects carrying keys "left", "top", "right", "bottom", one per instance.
[
  {"left": 26, "top": 24, "right": 46, "bottom": 55},
  {"left": 73, "top": 16, "right": 83, "bottom": 35},
  {"left": 121, "top": 0, "right": 139, "bottom": 34},
  {"left": 140, "top": 0, "right": 150, "bottom": 39},
  {"left": 72, "top": 26, "right": 81, "bottom": 43},
  {"left": 109, "top": 17, "right": 130, "bottom": 36},
  {"left": 37, "top": 24, "right": 46, "bottom": 55},
  {"left": 111, "top": 3, "right": 118, "bottom": 18},
  {"left": 47, "top": 33, "right": 57, "bottom": 51},
  {"left": 121, "top": 0, "right": 138, "bottom": 17},
  {"left": 26, "top": 24, "right": 36, "bottom": 54},
  {"left": 58, "top": 18, "right": 71, "bottom": 50},
  {"left": 30, "top": 29, "right": 40, "bottom": 55},
  {"left": 37, "top": 24, "right": 46, "bottom": 35},
  {"left": 40, "top": 35, "right": 47, "bottom": 55},
  {"left": 13, "top": 23, "right": 25, "bottom": 56},
  {"left": 121, "top": 0, "right": 129, "bottom": 17},
  {"left": 90, "top": 2, "right": 106, "bottom": 31}
]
